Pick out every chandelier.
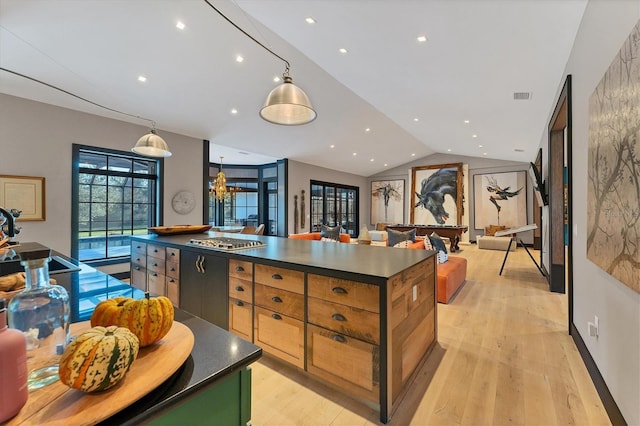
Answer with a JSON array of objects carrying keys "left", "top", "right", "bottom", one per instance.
[{"left": 212, "top": 156, "right": 227, "bottom": 202}]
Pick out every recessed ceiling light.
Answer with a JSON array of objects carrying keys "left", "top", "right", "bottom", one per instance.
[
  {"left": 464, "top": 120, "right": 470, "bottom": 124},
  {"left": 472, "top": 134, "right": 478, "bottom": 138},
  {"left": 353, "top": 152, "right": 357, "bottom": 156},
  {"left": 330, "top": 144, "right": 335, "bottom": 148},
  {"left": 305, "top": 17, "right": 316, "bottom": 24},
  {"left": 236, "top": 55, "right": 244, "bottom": 63},
  {"left": 231, "top": 108, "right": 238, "bottom": 115},
  {"left": 339, "top": 48, "right": 348, "bottom": 54},
  {"left": 417, "top": 35, "right": 428, "bottom": 43},
  {"left": 176, "top": 21, "right": 186, "bottom": 30},
  {"left": 273, "top": 76, "right": 281, "bottom": 83},
  {"left": 365, "top": 128, "right": 371, "bottom": 132},
  {"left": 370, "top": 158, "right": 374, "bottom": 162},
  {"left": 514, "top": 148, "right": 525, "bottom": 152},
  {"left": 413, "top": 118, "right": 419, "bottom": 122},
  {"left": 478, "top": 144, "right": 483, "bottom": 148},
  {"left": 384, "top": 163, "right": 388, "bottom": 167},
  {"left": 447, "top": 149, "right": 452, "bottom": 152},
  {"left": 137, "top": 75, "right": 147, "bottom": 82},
  {"left": 483, "top": 152, "right": 488, "bottom": 156},
  {"left": 238, "top": 151, "right": 249, "bottom": 155},
  {"left": 411, "top": 153, "right": 416, "bottom": 157}
]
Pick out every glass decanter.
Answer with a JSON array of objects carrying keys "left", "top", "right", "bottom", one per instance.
[{"left": 7, "top": 248, "right": 70, "bottom": 391}]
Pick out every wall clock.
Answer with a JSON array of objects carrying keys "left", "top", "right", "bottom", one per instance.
[{"left": 171, "top": 191, "right": 196, "bottom": 215}]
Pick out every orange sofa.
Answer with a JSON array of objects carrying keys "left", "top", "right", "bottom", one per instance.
[
  {"left": 403, "top": 238, "right": 467, "bottom": 304},
  {"left": 288, "top": 232, "right": 351, "bottom": 243}
]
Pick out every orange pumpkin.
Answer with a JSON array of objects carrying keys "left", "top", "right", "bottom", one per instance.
[
  {"left": 90, "top": 296, "right": 130, "bottom": 327},
  {"left": 90, "top": 293, "right": 174, "bottom": 347}
]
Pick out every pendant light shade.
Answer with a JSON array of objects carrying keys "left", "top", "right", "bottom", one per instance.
[
  {"left": 132, "top": 129, "right": 172, "bottom": 158},
  {"left": 260, "top": 75, "right": 317, "bottom": 126},
  {"left": 212, "top": 156, "right": 227, "bottom": 202}
]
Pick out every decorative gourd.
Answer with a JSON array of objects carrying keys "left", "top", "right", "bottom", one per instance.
[
  {"left": 90, "top": 293, "right": 174, "bottom": 347},
  {"left": 59, "top": 325, "right": 139, "bottom": 392},
  {"left": 90, "top": 296, "right": 130, "bottom": 327}
]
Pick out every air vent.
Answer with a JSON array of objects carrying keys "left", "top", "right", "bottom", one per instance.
[{"left": 513, "top": 92, "right": 531, "bottom": 100}]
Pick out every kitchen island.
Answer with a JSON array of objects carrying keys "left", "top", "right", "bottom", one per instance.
[
  {"left": 1, "top": 244, "right": 262, "bottom": 425},
  {"left": 130, "top": 232, "right": 438, "bottom": 423}
]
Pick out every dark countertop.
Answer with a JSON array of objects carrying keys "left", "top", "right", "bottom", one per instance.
[
  {"left": 133, "top": 232, "right": 433, "bottom": 285},
  {"left": 2, "top": 243, "right": 262, "bottom": 424}
]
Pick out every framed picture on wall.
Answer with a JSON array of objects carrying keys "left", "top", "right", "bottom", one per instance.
[
  {"left": 410, "top": 163, "right": 463, "bottom": 225},
  {"left": 473, "top": 171, "right": 526, "bottom": 230},
  {"left": 0, "top": 174, "right": 46, "bottom": 221},
  {"left": 371, "top": 179, "right": 404, "bottom": 225}
]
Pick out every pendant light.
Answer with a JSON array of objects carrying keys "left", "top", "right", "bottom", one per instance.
[
  {"left": 0, "top": 67, "right": 171, "bottom": 158},
  {"left": 204, "top": 1, "right": 317, "bottom": 126},
  {"left": 213, "top": 156, "right": 228, "bottom": 202}
]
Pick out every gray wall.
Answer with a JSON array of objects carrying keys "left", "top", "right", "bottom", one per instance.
[
  {"left": 370, "top": 152, "right": 532, "bottom": 243},
  {"left": 544, "top": 1, "right": 639, "bottom": 423},
  {"left": 287, "top": 160, "right": 368, "bottom": 236},
  {"left": 0, "top": 93, "right": 203, "bottom": 273}
]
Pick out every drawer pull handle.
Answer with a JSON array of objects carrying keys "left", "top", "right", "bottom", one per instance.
[
  {"left": 170, "top": 267, "right": 176, "bottom": 272},
  {"left": 235, "top": 286, "right": 244, "bottom": 292},
  {"left": 235, "top": 266, "right": 245, "bottom": 272},
  {"left": 152, "top": 273, "right": 158, "bottom": 277},
  {"left": 271, "top": 313, "right": 282, "bottom": 320},
  {"left": 235, "top": 300, "right": 244, "bottom": 307},
  {"left": 332, "top": 287, "right": 348, "bottom": 294},
  {"left": 169, "top": 279, "right": 175, "bottom": 283},
  {"left": 271, "top": 273, "right": 283, "bottom": 280},
  {"left": 153, "top": 263, "right": 158, "bottom": 267},
  {"left": 153, "top": 249, "right": 158, "bottom": 253},
  {"left": 170, "top": 252, "right": 176, "bottom": 256},
  {"left": 271, "top": 296, "right": 282, "bottom": 303},
  {"left": 332, "top": 334, "right": 346, "bottom": 343},
  {"left": 134, "top": 266, "right": 140, "bottom": 271},
  {"left": 331, "top": 313, "right": 346, "bottom": 322},
  {"left": 136, "top": 257, "right": 141, "bottom": 262}
]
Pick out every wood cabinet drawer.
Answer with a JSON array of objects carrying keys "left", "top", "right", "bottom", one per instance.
[
  {"left": 254, "top": 306, "right": 304, "bottom": 369},
  {"left": 308, "top": 274, "right": 380, "bottom": 313},
  {"left": 166, "top": 257, "right": 180, "bottom": 279},
  {"left": 131, "top": 242, "right": 147, "bottom": 257},
  {"left": 147, "top": 244, "right": 165, "bottom": 258},
  {"left": 147, "top": 256, "right": 166, "bottom": 274},
  {"left": 308, "top": 297, "right": 379, "bottom": 344},
  {"left": 165, "top": 247, "right": 180, "bottom": 261},
  {"left": 254, "top": 283, "right": 304, "bottom": 321},
  {"left": 255, "top": 264, "right": 303, "bottom": 294},
  {"left": 229, "top": 298, "right": 252, "bottom": 342},
  {"left": 147, "top": 271, "right": 165, "bottom": 296},
  {"left": 130, "top": 265, "right": 146, "bottom": 291},
  {"left": 131, "top": 252, "right": 147, "bottom": 269},
  {"left": 229, "top": 259, "right": 253, "bottom": 280},
  {"left": 307, "top": 324, "right": 379, "bottom": 403},
  {"left": 229, "top": 277, "right": 253, "bottom": 303},
  {"left": 166, "top": 276, "right": 179, "bottom": 306}
]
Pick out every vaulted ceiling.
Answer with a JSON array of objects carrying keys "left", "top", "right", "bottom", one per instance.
[{"left": 0, "top": 0, "right": 586, "bottom": 176}]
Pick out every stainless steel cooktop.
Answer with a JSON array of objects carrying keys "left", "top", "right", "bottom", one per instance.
[{"left": 186, "top": 237, "right": 265, "bottom": 251}]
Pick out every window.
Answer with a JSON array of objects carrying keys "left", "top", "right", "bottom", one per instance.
[
  {"left": 310, "top": 180, "right": 359, "bottom": 236},
  {"left": 72, "top": 145, "right": 161, "bottom": 263}
]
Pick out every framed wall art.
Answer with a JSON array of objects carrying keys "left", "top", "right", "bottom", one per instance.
[
  {"left": 0, "top": 174, "right": 46, "bottom": 221},
  {"left": 410, "top": 163, "right": 463, "bottom": 225},
  {"left": 587, "top": 19, "right": 640, "bottom": 293},
  {"left": 371, "top": 179, "right": 404, "bottom": 225},
  {"left": 473, "top": 171, "right": 526, "bottom": 229}
]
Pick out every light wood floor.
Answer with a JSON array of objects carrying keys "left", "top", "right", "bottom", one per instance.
[{"left": 250, "top": 244, "right": 611, "bottom": 426}]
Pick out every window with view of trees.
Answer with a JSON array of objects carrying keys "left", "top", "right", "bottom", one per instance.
[
  {"left": 310, "top": 181, "right": 359, "bottom": 236},
  {"left": 72, "top": 145, "right": 161, "bottom": 262}
]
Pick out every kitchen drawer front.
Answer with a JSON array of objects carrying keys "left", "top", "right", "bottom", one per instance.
[
  {"left": 307, "top": 324, "right": 379, "bottom": 403},
  {"left": 254, "top": 283, "right": 304, "bottom": 321},
  {"left": 308, "top": 297, "right": 379, "bottom": 345},
  {"left": 131, "top": 252, "right": 147, "bottom": 269},
  {"left": 165, "top": 247, "right": 180, "bottom": 261},
  {"left": 308, "top": 274, "right": 380, "bottom": 313},
  {"left": 254, "top": 264, "right": 303, "bottom": 294},
  {"left": 166, "top": 276, "right": 179, "bottom": 306},
  {"left": 147, "top": 271, "right": 166, "bottom": 296},
  {"left": 130, "top": 265, "right": 146, "bottom": 291},
  {"left": 131, "top": 242, "right": 147, "bottom": 257},
  {"left": 228, "top": 298, "right": 252, "bottom": 342},
  {"left": 147, "top": 244, "right": 165, "bottom": 258},
  {"left": 147, "top": 256, "right": 166, "bottom": 274},
  {"left": 229, "top": 259, "right": 253, "bottom": 281},
  {"left": 229, "top": 277, "right": 253, "bottom": 303},
  {"left": 166, "top": 257, "right": 180, "bottom": 280},
  {"left": 254, "top": 306, "right": 304, "bottom": 369}
]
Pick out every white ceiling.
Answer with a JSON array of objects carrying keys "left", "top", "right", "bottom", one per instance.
[{"left": 0, "top": 0, "right": 586, "bottom": 176}]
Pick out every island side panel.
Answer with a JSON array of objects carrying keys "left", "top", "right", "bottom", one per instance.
[{"left": 386, "top": 255, "right": 437, "bottom": 417}]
